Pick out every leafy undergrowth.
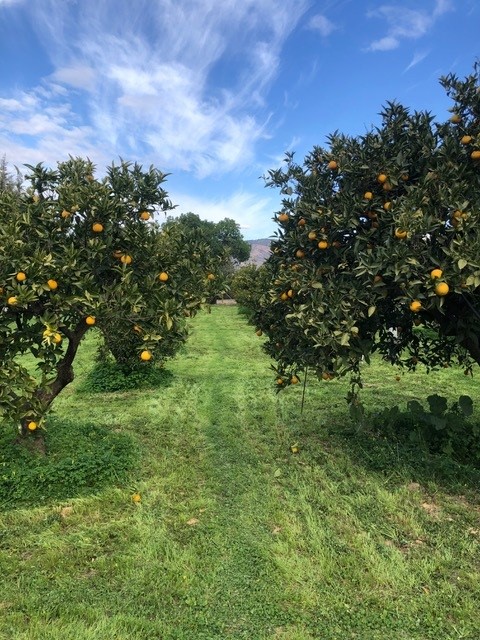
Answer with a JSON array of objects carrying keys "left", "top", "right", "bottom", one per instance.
[
  {"left": 0, "top": 307, "right": 479, "bottom": 639},
  {"left": 79, "top": 359, "right": 174, "bottom": 392},
  {"left": 0, "top": 419, "right": 138, "bottom": 509}
]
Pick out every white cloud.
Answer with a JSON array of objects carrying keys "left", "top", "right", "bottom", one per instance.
[
  {"left": 308, "top": 14, "right": 337, "bottom": 37},
  {"left": 403, "top": 50, "right": 429, "bottom": 73},
  {"left": 366, "top": 1, "right": 453, "bottom": 52},
  {"left": 0, "top": 0, "right": 309, "bottom": 179}
]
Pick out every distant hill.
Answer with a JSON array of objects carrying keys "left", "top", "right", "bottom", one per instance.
[{"left": 246, "top": 238, "right": 272, "bottom": 266}]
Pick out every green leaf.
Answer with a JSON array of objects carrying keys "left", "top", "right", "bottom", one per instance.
[
  {"left": 458, "top": 258, "right": 467, "bottom": 270},
  {"left": 368, "top": 306, "right": 376, "bottom": 317},
  {"left": 458, "top": 395, "right": 473, "bottom": 417}
]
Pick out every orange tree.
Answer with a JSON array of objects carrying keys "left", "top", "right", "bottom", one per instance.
[
  {"left": 254, "top": 65, "right": 480, "bottom": 396},
  {"left": 230, "top": 264, "right": 269, "bottom": 320},
  {"left": 0, "top": 158, "right": 211, "bottom": 436}
]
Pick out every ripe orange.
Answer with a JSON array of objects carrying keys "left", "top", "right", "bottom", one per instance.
[
  {"left": 92, "top": 222, "right": 103, "bottom": 233},
  {"left": 290, "top": 375, "right": 299, "bottom": 385},
  {"left": 327, "top": 160, "right": 338, "bottom": 170},
  {"left": 16, "top": 272, "right": 27, "bottom": 282},
  {"left": 373, "top": 275, "right": 382, "bottom": 283},
  {"left": 140, "top": 211, "right": 151, "bottom": 221},
  {"left": 47, "top": 279, "right": 58, "bottom": 290},
  {"left": 383, "top": 201, "right": 392, "bottom": 211},
  {"left": 140, "top": 350, "right": 152, "bottom": 361},
  {"left": 298, "top": 218, "right": 306, "bottom": 226},
  {"left": 449, "top": 114, "right": 461, "bottom": 123},
  {"left": 308, "top": 231, "right": 317, "bottom": 240},
  {"left": 280, "top": 292, "right": 289, "bottom": 301},
  {"left": 85, "top": 315, "right": 96, "bottom": 326},
  {"left": 121, "top": 254, "right": 132, "bottom": 265},
  {"left": 7, "top": 296, "right": 17, "bottom": 305},
  {"left": 255, "top": 329, "right": 263, "bottom": 337},
  {"left": 321, "top": 372, "right": 332, "bottom": 381},
  {"left": 430, "top": 268, "right": 443, "bottom": 280},
  {"left": 471, "top": 150, "right": 480, "bottom": 160},
  {"left": 278, "top": 213, "right": 289, "bottom": 223},
  {"left": 276, "top": 378, "right": 284, "bottom": 385},
  {"left": 410, "top": 300, "right": 422, "bottom": 313},
  {"left": 383, "top": 182, "right": 392, "bottom": 191},
  {"left": 295, "top": 249, "right": 305, "bottom": 258},
  {"left": 133, "top": 325, "right": 142, "bottom": 333},
  {"left": 61, "top": 209, "right": 71, "bottom": 218},
  {"left": 158, "top": 272, "right": 169, "bottom": 282},
  {"left": 364, "top": 191, "right": 373, "bottom": 200},
  {"left": 461, "top": 135, "right": 472, "bottom": 144},
  {"left": 395, "top": 228, "right": 407, "bottom": 239},
  {"left": 287, "top": 289, "right": 294, "bottom": 298},
  {"left": 132, "top": 492, "right": 142, "bottom": 503},
  {"left": 27, "top": 421, "right": 38, "bottom": 431},
  {"left": 377, "top": 173, "right": 387, "bottom": 184},
  {"left": 207, "top": 273, "right": 216, "bottom": 280},
  {"left": 317, "top": 240, "right": 329, "bottom": 250},
  {"left": 401, "top": 174, "right": 409, "bottom": 181},
  {"left": 435, "top": 282, "right": 449, "bottom": 296},
  {"left": 53, "top": 333, "right": 62, "bottom": 344},
  {"left": 113, "top": 250, "right": 123, "bottom": 258}
]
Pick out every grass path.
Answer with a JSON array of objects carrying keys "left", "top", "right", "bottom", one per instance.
[{"left": 1, "top": 307, "right": 480, "bottom": 639}]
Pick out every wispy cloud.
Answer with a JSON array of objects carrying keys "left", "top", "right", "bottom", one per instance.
[
  {"left": 403, "top": 50, "right": 430, "bottom": 73},
  {"left": 366, "top": 0, "right": 453, "bottom": 52},
  {"left": 0, "top": 0, "right": 309, "bottom": 177},
  {"left": 308, "top": 14, "right": 337, "bottom": 37}
]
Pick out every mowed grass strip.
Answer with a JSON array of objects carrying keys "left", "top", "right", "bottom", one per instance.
[{"left": 0, "top": 306, "right": 479, "bottom": 639}]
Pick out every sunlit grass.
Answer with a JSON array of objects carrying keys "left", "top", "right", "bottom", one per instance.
[{"left": 1, "top": 306, "right": 479, "bottom": 639}]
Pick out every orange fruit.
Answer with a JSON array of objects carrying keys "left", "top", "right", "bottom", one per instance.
[
  {"left": 317, "top": 240, "right": 329, "bottom": 250},
  {"left": 382, "top": 182, "right": 392, "bottom": 191},
  {"left": 280, "top": 292, "right": 289, "bottom": 301},
  {"left": 158, "top": 272, "right": 169, "bottom": 282},
  {"left": 308, "top": 231, "right": 317, "bottom": 240},
  {"left": 121, "top": 254, "right": 132, "bottom": 265},
  {"left": 471, "top": 150, "right": 480, "bottom": 160},
  {"left": 321, "top": 372, "right": 331, "bottom": 381},
  {"left": 255, "top": 329, "right": 263, "bottom": 337},
  {"left": 298, "top": 218, "right": 306, "bottom": 226},
  {"left": 401, "top": 174, "right": 409, "bottom": 181},
  {"left": 140, "top": 350, "right": 152, "bottom": 361},
  {"left": 295, "top": 249, "right": 305, "bottom": 258},
  {"left": 7, "top": 296, "right": 17, "bottom": 305},
  {"left": 278, "top": 213, "right": 289, "bottom": 223},
  {"left": 140, "top": 211, "right": 151, "bottom": 221},
  {"left": 85, "top": 315, "right": 96, "bottom": 326},
  {"left": 410, "top": 300, "right": 422, "bottom": 313},
  {"left": 290, "top": 375, "right": 299, "bottom": 385},
  {"left": 207, "top": 273, "right": 215, "bottom": 280},
  {"left": 435, "top": 282, "right": 449, "bottom": 296},
  {"left": 133, "top": 325, "right": 142, "bottom": 333},
  {"left": 92, "top": 222, "right": 103, "bottom": 233},
  {"left": 27, "top": 421, "right": 38, "bottom": 431},
  {"left": 430, "top": 268, "right": 443, "bottom": 280},
  {"left": 132, "top": 492, "right": 142, "bottom": 503},
  {"left": 364, "top": 191, "right": 373, "bottom": 200},
  {"left": 377, "top": 173, "right": 387, "bottom": 184},
  {"left": 287, "top": 289, "right": 294, "bottom": 298},
  {"left": 449, "top": 114, "right": 461, "bottom": 123},
  {"left": 383, "top": 201, "right": 392, "bottom": 211},
  {"left": 47, "top": 279, "right": 58, "bottom": 290},
  {"left": 16, "top": 272, "right": 27, "bottom": 282},
  {"left": 276, "top": 378, "right": 284, "bottom": 385},
  {"left": 395, "top": 228, "right": 407, "bottom": 239},
  {"left": 53, "top": 333, "right": 62, "bottom": 344},
  {"left": 461, "top": 135, "right": 472, "bottom": 144},
  {"left": 113, "top": 250, "right": 123, "bottom": 258},
  {"left": 61, "top": 209, "right": 71, "bottom": 218},
  {"left": 373, "top": 275, "right": 382, "bottom": 283},
  {"left": 327, "top": 160, "right": 338, "bottom": 170}
]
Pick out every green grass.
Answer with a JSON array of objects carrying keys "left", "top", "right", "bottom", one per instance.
[{"left": 1, "top": 306, "right": 480, "bottom": 639}]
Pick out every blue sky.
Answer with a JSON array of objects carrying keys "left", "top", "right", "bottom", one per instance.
[{"left": 0, "top": 0, "right": 478, "bottom": 239}]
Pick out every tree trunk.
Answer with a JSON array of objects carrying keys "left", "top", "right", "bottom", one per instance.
[{"left": 18, "top": 322, "right": 89, "bottom": 438}]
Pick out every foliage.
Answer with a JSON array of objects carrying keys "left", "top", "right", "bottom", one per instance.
[
  {"left": 163, "top": 212, "right": 251, "bottom": 300},
  {"left": 0, "top": 418, "right": 138, "bottom": 508},
  {"left": 230, "top": 264, "right": 269, "bottom": 319},
  {"left": 0, "top": 157, "right": 210, "bottom": 435},
  {"left": 254, "top": 64, "right": 480, "bottom": 392},
  {"left": 0, "top": 154, "right": 22, "bottom": 194}
]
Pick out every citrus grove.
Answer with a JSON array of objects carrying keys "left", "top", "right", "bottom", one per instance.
[
  {"left": 253, "top": 65, "right": 480, "bottom": 394},
  {"left": 0, "top": 158, "right": 217, "bottom": 436}
]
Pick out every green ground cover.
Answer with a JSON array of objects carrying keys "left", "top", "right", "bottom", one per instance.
[{"left": 1, "top": 306, "right": 479, "bottom": 639}]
